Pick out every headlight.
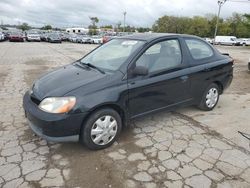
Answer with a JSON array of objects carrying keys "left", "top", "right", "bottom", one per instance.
[{"left": 39, "top": 97, "right": 76, "bottom": 114}]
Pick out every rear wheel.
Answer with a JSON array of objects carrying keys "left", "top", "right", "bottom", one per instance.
[
  {"left": 198, "top": 83, "right": 220, "bottom": 111},
  {"left": 80, "top": 108, "right": 122, "bottom": 150}
]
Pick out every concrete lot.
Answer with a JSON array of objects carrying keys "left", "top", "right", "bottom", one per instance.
[{"left": 0, "top": 42, "right": 249, "bottom": 188}]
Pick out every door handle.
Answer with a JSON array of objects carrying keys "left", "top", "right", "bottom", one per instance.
[{"left": 180, "top": 75, "right": 188, "bottom": 82}]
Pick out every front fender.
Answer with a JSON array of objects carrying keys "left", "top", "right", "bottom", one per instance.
[{"left": 69, "top": 81, "right": 129, "bottom": 114}]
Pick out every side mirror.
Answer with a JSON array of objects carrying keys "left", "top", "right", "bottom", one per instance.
[{"left": 133, "top": 66, "right": 148, "bottom": 76}]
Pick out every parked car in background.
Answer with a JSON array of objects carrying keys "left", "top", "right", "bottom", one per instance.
[
  {"left": 47, "top": 33, "right": 61, "bottom": 43},
  {"left": 69, "top": 34, "right": 78, "bottom": 43},
  {"left": 3, "top": 32, "right": 9, "bottom": 40},
  {"left": 26, "top": 32, "right": 41, "bottom": 42},
  {"left": 91, "top": 35, "right": 103, "bottom": 44},
  {"left": 0, "top": 32, "right": 4, "bottom": 41},
  {"left": 79, "top": 35, "right": 93, "bottom": 44},
  {"left": 59, "top": 33, "right": 70, "bottom": 41},
  {"left": 23, "top": 33, "right": 234, "bottom": 150},
  {"left": 102, "top": 35, "right": 113, "bottom": 43},
  {"left": 239, "top": 38, "right": 250, "bottom": 46},
  {"left": 204, "top": 38, "right": 213, "bottom": 44},
  {"left": 214, "top": 36, "right": 240, "bottom": 46},
  {"left": 102, "top": 35, "right": 117, "bottom": 43},
  {"left": 76, "top": 35, "right": 93, "bottom": 44},
  {"left": 40, "top": 33, "right": 48, "bottom": 41},
  {"left": 76, "top": 35, "right": 83, "bottom": 43},
  {"left": 9, "top": 32, "right": 24, "bottom": 42}
]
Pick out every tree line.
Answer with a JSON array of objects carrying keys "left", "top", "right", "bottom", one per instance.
[
  {"left": 152, "top": 13, "right": 250, "bottom": 38},
  {"left": 89, "top": 12, "right": 250, "bottom": 37}
]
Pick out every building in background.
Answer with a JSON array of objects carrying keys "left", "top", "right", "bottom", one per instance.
[{"left": 66, "top": 27, "right": 89, "bottom": 34}]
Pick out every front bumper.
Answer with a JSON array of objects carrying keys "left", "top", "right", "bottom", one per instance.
[
  {"left": 23, "top": 91, "right": 87, "bottom": 142},
  {"left": 9, "top": 38, "right": 23, "bottom": 42},
  {"left": 27, "top": 38, "right": 41, "bottom": 41},
  {"left": 50, "top": 40, "right": 61, "bottom": 43}
]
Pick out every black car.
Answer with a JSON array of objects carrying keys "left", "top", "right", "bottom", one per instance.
[{"left": 23, "top": 33, "right": 233, "bottom": 150}]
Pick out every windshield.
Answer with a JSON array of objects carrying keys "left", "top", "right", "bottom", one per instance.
[
  {"left": 80, "top": 39, "right": 145, "bottom": 72},
  {"left": 50, "top": 34, "right": 59, "bottom": 37}
]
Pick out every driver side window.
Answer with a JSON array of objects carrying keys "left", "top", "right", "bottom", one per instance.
[{"left": 136, "top": 39, "right": 182, "bottom": 74}]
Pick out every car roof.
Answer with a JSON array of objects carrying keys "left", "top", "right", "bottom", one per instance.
[{"left": 119, "top": 33, "right": 199, "bottom": 42}]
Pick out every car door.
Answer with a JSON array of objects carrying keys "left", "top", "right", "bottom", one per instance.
[{"left": 128, "top": 38, "right": 192, "bottom": 118}]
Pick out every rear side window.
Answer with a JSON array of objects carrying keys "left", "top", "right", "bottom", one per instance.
[{"left": 185, "top": 39, "right": 214, "bottom": 60}]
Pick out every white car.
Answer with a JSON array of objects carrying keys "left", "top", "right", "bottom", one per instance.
[
  {"left": 0, "top": 32, "right": 4, "bottom": 41},
  {"left": 204, "top": 38, "right": 213, "bottom": 44},
  {"left": 214, "top": 36, "right": 240, "bottom": 46},
  {"left": 239, "top": 38, "right": 250, "bottom": 46},
  {"left": 79, "top": 35, "right": 93, "bottom": 44},
  {"left": 75, "top": 35, "right": 92, "bottom": 44},
  {"left": 91, "top": 36, "right": 103, "bottom": 44},
  {"left": 69, "top": 34, "right": 78, "bottom": 43},
  {"left": 26, "top": 33, "right": 41, "bottom": 42}
]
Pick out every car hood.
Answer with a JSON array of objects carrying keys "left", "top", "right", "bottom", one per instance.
[
  {"left": 32, "top": 63, "right": 106, "bottom": 100},
  {"left": 28, "top": 34, "right": 40, "bottom": 37}
]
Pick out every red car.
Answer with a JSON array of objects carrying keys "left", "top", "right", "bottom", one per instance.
[
  {"left": 9, "top": 33, "right": 24, "bottom": 42},
  {"left": 102, "top": 35, "right": 117, "bottom": 43}
]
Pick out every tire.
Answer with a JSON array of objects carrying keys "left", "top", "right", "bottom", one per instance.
[
  {"left": 198, "top": 83, "right": 220, "bottom": 111},
  {"left": 80, "top": 108, "right": 122, "bottom": 150}
]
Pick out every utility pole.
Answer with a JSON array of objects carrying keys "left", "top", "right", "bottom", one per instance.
[
  {"left": 214, "top": 0, "right": 227, "bottom": 40},
  {"left": 123, "top": 11, "right": 127, "bottom": 32}
]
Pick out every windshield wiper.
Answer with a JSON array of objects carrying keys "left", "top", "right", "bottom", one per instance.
[{"left": 82, "top": 62, "right": 105, "bottom": 74}]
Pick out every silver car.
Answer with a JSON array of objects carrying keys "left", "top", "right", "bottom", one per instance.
[
  {"left": 91, "top": 35, "right": 103, "bottom": 44},
  {"left": 26, "top": 33, "right": 41, "bottom": 42},
  {"left": 0, "top": 32, "right": 5, "bottom": 41}
]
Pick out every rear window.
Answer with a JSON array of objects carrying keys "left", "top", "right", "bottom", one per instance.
[{"left": 185, "top": 39, "right": 214, "bottom": 60}]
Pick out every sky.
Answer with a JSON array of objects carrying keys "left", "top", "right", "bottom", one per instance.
[{"left": 0, "top": 0, "right": 250, "bottom": 28}]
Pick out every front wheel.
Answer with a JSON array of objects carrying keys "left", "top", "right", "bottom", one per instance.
[
  {"left": 80, "top": 108, "right": 122, "bottom": 150},
  {"left": 198, "top": 83, "right": 220, "bottom": 111}
]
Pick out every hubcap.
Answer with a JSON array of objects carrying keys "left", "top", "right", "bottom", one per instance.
[
  {"left": 90, "top": 115, "right": 118, "bottom": 145},
  {"left": 206, "top": 88, "right": 218, "bottom": 108}
]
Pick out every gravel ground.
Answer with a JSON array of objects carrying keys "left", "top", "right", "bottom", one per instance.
[{"left": 0, "top": 42, "right": 249, "bottom": 188}]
